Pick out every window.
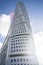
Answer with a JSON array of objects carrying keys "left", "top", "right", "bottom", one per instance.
[
  {"left": 14, "top": 43, "right": 15, "bottom": 45},
  {"left": 19, "top": 31, "right": 20, "bottom": 33},
  {"left": 17, "top": 59, "right": 19, "bottom": 62},
  {"left": 11, "top": 64, "right": 13, "bottom": 65},
  {"left": 21, "top": 42, "right": 22, "bottom": 44},
  {"left": 20, "top": 37, "right": 21, "bottom": 39},
  {"left": 16, "top": 49, "right": 18, "bottom": 52},
  {"left": 19, "top": 49, "right": 21, "bottom": 51},
  {"left": 20, "top": 59, "right": 22, "bottom": 61},
  {"left": 11, "top": 59, "right": 13, "bottom": 62},
  {"left": 21, "top": 46, "right": 23, "bottom": 47},
  {"left": 27, "top": 64, "right": 29, "bottom": 65},
  {"left": 14, "top": 46, "right": 15, "bottom": 48},
  {"left": 24, "top": 64, "right": 26, "bottom": 65},
  {"left": 16, "top": 43, "right": 17, "bottom": 45},
  {"left": 23, "top": 59, "right": 25, "bottom": 61},
  {"left": 25, "top": 30, "right": 26, "bottom": 32},
  {"left": 19, "top": 46, "right": 20, "bottom": 48},
  {"left": 14, "top": 59, "right": 16, "bottom": 62},
  {"left": 18, "top": 43, "right": 20, "bottom": 44},
  {"left": 11, "top": 50, "right": 13, "bottom": 52},
  {"left": 17, "top": 64, "right": 19, "bottom": 65},
  {"left": 18, "top": 40, "right": 19, "bottom": 41},
  {"left": 14, "top": 64, "right": 16, "bottom": 65},
  {"left": 11, "top": 44, "right": 13, "bottom": 46},
  {"left": 27, "top": 59, "right": 28, "bottom": 61},
  {"left": 11, "top": 47, "right": 13, "bottom": 49},
  {"left": 22, "top": 49, "right": 23, "bottom": 51},
  {"left": 16, "top": 40, "right": 17, "bottom": 42},
  {"left": 11, "top": 41, "right": 14, "bottom": 43},
  {"left": 21, "top": 64, "right": 23, "bottom": 65},
  {"left": 14, "top": 50, "right": 15, "bottom": 52}
]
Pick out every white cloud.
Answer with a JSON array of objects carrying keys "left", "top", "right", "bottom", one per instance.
[
  {"left": 33, "top": 31, "right": 43, "bottom": 65},
  {"left": 0, "top": 14, "right": 11, "bottom": 36}
]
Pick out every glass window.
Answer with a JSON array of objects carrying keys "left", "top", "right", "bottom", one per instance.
[
  {"left": 19, "top": 46, "right": 20, "bottom": 48},
  {"left": 21, "top": 42, "right": 22, "bottom": 44},
  {"left": 11, "top": 64, "right": 13, "bottom": 65},
  {"left": 16, "top": 46, "right": 18, "bottom": 48},
  {"left": 22, "top": 49, "right": 23, "bottom": 51},
  {"left": 20, "top": 59, "right": 22, "bottom": 61},
  {"left": 11, "top": 44, "right": 13, "bottom": 46},
  {"left": 14, "top": 46, "right": 15, "bottom": 48},
  {"left": 23, "top": 59, "right": 25, "bottom": 61},
  {"left": 14, "top": 50, "right": 15, "bottom": 52},
  {"left": 11, "top": 47, "right": 13, "bottom": 49},
  {"left": 19, "top": 49, "right": 21, "bottom": 51},
  {"left": 27, "top": 64, "right": 29, "bottom": 65},
  {"left": 18, "top": 40, "right": 19, "bottom": 41},
  {"left": 18, "top": 43, "right": 20, "bottom": 44},
  {"left": 20, "top": 37, "right": 21, "bottom": 39},
  {"left": 17, "top": 64, "right": 19, "bottom": 65},
  {"left": 11, "top": 50, "right": 13, "bottom": 52},
  {"left": 16, "top": 43, "right": 17, "bottom": 45},
  {"left": 19, "top": 31, "right": 20, "bottom": 33},
  {"left": 11, "top": 59, "right": 13, "bottom": 62},
  {"left": 16, "top": 49, "right": 18, "bottom": 52},
  {"left": 27, "top": 59, "right": 28, "bottom": 61},
  {"left": 21, "top": 46, "right": 23, "bottom": 47},
  {"left": 14, "top": 59, "right": 16, "bottom": 62},
  {"left": 16, "top": 40, "right": 17, "bottom": 42},
  {"left": 14, "top": 43, "right": 15, "bottom": 45},
  {"left": 11, "top": 41, "right": 14, "bottom": 43},
  {"left": 14, "top": 64, "right": 16, "bottom": 65},
  {"left": 21, "top": 64, "right": 23, "bottom": 65},
  {"left": 24, "top": 64, "right": 26, "bottom": 65},
  {"left": 17, "top": 59, "right": 19, "bottom": 62}
]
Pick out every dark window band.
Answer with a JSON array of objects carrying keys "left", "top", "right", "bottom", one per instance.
[
  {"left": 9, "top": 54, "right": 29, "bottom": 57},
  {"left": 10, "top": 33, "right": 30, "bottom": 38}
]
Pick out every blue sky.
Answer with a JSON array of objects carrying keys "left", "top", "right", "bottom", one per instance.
[{"left": 0, "top": 0, "right": 43, "bottom": 65}]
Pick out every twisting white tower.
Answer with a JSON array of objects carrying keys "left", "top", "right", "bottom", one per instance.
[{"left": 1, "top": 1, "right": 39, "bottom": 65}]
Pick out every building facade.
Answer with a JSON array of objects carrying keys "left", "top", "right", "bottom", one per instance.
[
  {"left": 0, "top": 52, "right": 1, "bottom": 65},
  {"left": 1, "top": 1, "right": 39, "bottom": 65}
]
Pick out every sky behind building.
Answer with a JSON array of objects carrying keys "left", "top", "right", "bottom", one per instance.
[{"left": 0, "top": 0, "right": 43, "bottom": 65}]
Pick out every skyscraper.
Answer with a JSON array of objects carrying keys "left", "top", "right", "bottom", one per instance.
[{"left": 1, "top": 1, "right": 39, "bottom": 65}]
